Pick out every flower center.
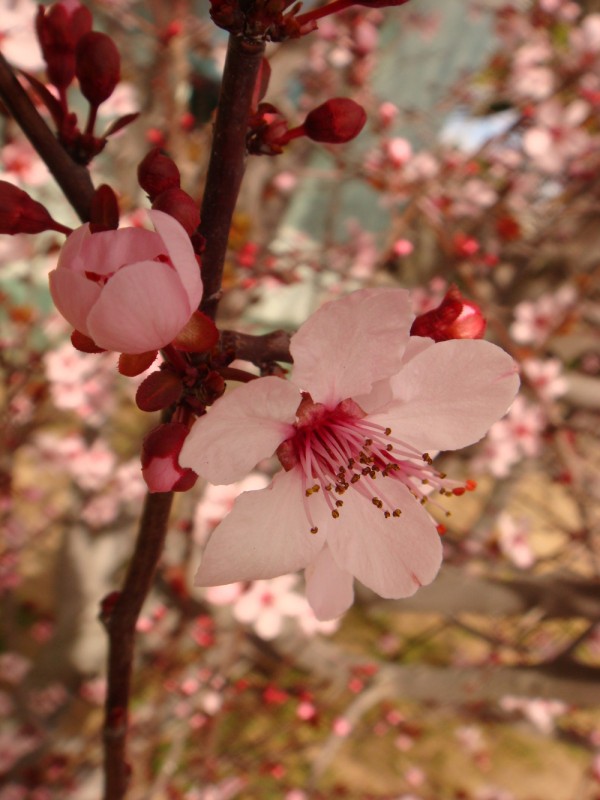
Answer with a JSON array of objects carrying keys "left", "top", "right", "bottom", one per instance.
[{"left": 276, "top": 394, "right": 475, "bottom": 534}]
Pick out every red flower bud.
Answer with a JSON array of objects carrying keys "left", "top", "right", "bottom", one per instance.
[
  {"left": 141, "top": 423, "right": 198, "bottom": 493},
  {"left": 0, "top": 181, "right": 60, "bottom": 234},
  {"left": 36, "top": 1, "right": 93, "bottom": 89},
  {"left": 138, "top": 149, "right": 181, "bottom": 200},
  {"left": 303, "top": 98, "right": 367, "bottom": 144},
  {"left": 152, "top": 188, "right": 200, "bottom": 236},
  {"left": 75, "top": 31, "right": 120, "bottom": 106},
  {"left": 410, "top": 286, "right": 486, "bottom": 342}
]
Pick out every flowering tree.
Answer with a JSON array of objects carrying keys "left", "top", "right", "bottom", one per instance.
[{"left": 0, "top": 0, "right": 599, "bottom": 799}]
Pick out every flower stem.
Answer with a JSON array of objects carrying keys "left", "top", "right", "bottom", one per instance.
[
  {"left": 198, "top": 34, "right": 265, "bottom": 320},
  {"left": 102, "top": 490, "right": 174, "bottom": 800},
  {"left": 0, "top": 52, "right": 95, "bottom": 222}
]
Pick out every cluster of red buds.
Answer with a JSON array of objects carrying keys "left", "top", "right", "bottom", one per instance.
[
  {"left": 209, "top": 0, "right": 410, "bottom": 41},
  {"left": 247, "top": 97, "right": 367, "bottom": 155},
  {"left": 138, "top": 149, "right": 202, "bottom": 245},
  {"left": 25, "top": 1, "right": 136, "bottom": 164}
]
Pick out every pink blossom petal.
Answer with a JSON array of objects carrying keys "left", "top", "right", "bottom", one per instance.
[
  {"left": 376, "top": 339, "right": 519, "bottom": 452},
  {"left": 194, "top": 469, "right": 325, "bottom": 585},
  {"left": 305, "top": 545, "right": 354, "bottom": 620},
  {"left": 86, "top": 260, "right": 191, "bottom": 353},
  {"left": 180, "top": 377, "right": 298, "bottom": 484},
  {"left": 326, "top": 481, "right": 442, "bottom": 599},
  {"left": 56, "top": 223, "right": 92, "bottom": 271},
  {"left": 355, "top": 337, "right": 435, "bottom": 414},
  {"left": 290, "top": 289, "right": 413, "bottom": 406},
  {"left": 149, "top": 210, "right": 202, "bottom": 306},
  {"left": 78, "top": 227, "right": 163, "bottom": 277},
  {"left": 48, "top": 268, "right": 102, "bottom": 336}
]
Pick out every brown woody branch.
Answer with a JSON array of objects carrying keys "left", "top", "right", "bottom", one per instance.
[
  {"left": 198, "top": 35, "right": 265, "bottom": 320},
  {"left": 102, "top": 490, "right": 174, "bottom": 800}
]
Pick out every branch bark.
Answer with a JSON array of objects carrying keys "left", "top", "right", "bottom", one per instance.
[
  {"left": 102, "top": 490, "right": 174, "bottom": 800},
  {"left": 198, "top": 35, "right": 265, "bottom": 320}
]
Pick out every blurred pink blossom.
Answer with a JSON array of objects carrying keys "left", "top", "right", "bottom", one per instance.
[
  {"left": 500, "top": 696, "right": 567, "bottom": 734},
  {"left": 232, "top": 575, "right": 307, "bottom": 640},
  {"left": 522, "top": 358, "right": 568, "bottom": 400},
  {"left": 496, "top": 512, "right": 535, "bottom": 569},
  {"left": 523, "top": 99, "right": 590, "bottom": 173},
  {"left": 510, "top": 286, "right": 576, "bottom": 346}
]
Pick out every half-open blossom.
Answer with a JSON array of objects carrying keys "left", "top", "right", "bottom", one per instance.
[
  {"left": 180, "top": 289, "right": 519, "bottom": 619},
  {"left": 49, "top": 210, "right": 202, "bottom": 353}
]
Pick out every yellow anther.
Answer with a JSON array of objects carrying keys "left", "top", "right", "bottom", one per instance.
[
  {"left": 392, "top": 509, "right": 402, "bottom": 517},
  {"left": 310, "top": 526, "right": 319, "bottom": 534},
  {"left": 332, "top": 509, "right": 340, "bottom": 519}
]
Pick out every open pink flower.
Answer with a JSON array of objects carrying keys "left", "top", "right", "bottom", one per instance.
[
  {"left": 180, "top": 289, "right": 519, "bottom": 619},
  {"left": 49, "top": 210, "right": 202, "bottom": 354}
]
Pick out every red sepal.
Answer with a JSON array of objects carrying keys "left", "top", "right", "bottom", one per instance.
[
  {"left": 118, "top": 350, "right": 158, "bottom": 377},
  {"left": 136, "top": 369, "right": 183, "bottom": 412},
  {"left": 90, "top": 184, "right": 120, "bottom": 232},
  {"left": 71, "top": 330, "right": 105, "bottom": 353},
  {"left": 172, "top": 311, "right": 219, "bottom": 353}
]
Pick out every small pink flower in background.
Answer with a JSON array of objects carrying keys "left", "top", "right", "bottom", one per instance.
[
  {"left": 332, "top": 716, "right": 353, "bottom": 737},
  {"left": 181, "top": 289, "right": 519, "bottom": 619},
  {"left": 0, "top": 653, "right": 31, "bottom": 684},
  {"left": 496, "top": 512, "right": 535, "bottom": 569},
  {"left": 510, "top": 286, "right": 576, "bottom": 346},
  {"left": 522, "top": 358, "right": 568, "bottom": 401},
  {"left": 49, "top": 210, "right": 202, "bottom": 353},
  {"left": 232, "top": 575, "right": 307, "bottom": 639},
  {"left": 523, "top": 99, "right": 590, "bottom": 173},
  {"left": 500, "top": 696, "right": 567, "bottom": 735},
  {"left": 510, "top": 41, "right": 555, "bottom": 100},
  {"left": 44, "top": 342, "right": 117, "bottom": 424}
]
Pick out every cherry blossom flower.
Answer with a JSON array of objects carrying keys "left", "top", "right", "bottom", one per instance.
[
  {"left": 49, "top": 210, "right": 202, "bottom": 354},
  {"left": 522, "top": 358, "right": 568, "bottom": 401},
  {"left": 510, "top": 286, "right": 576, "bottom": 346},
  {"left": 181, "top": 289, "right": 519, "bottom": 619},
  {"left": 496, "top": 512, "right": 535, "bottom": 569},
  {"left": 232, "top": 575, "right": 307, "bottom": 639},
  {"left": 523, "top": 99, "right": 590, "bottom": 174}
]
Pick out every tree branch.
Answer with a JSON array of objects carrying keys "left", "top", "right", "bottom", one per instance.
[
  {"left": 219, "top": 328, "right": 292, "bottom": 365},
  {"left": 102, "top": 490, "right": 174, "bottom": 800},
  {"left": 198, "top": 35, "right": 265, "bottom": 320},
  {"left": 0, "top": 52, "right": 95, "bottom": 222}
]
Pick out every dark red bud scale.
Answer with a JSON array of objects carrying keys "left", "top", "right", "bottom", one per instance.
[
  {"left": 75, "top": 31, "right": 121, "bottom": 106},
  {"left": 303, "top": 98, "right": 367, "bottom": 144},
  {"left": 138, "top": 149, "right": 181, "bottom": 200},
  {"left": 152, "top": 188, "right": 200, "bottom": 236}
]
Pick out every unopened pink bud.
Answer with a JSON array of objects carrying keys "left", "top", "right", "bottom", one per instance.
[
  {"left": 0, "top": 181, "right": 59, "bottom": 234},
  {"left": 138, "top": 149, "right": 181, "bottom": 200},
  {"left": 75, "top": 31, "right": 120, "bottom": 106},
  {"left": 410, "top": 286, "right": 486, "bottom": 342},
  {"left": 141, "top": 423, "right": 198, "bottom": 493},
  {"left": 152, "top": 188, "right": 200, "bottom": 236},
  {"left": 303, "top": 98, "right": 366, "bottom": 144}
]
